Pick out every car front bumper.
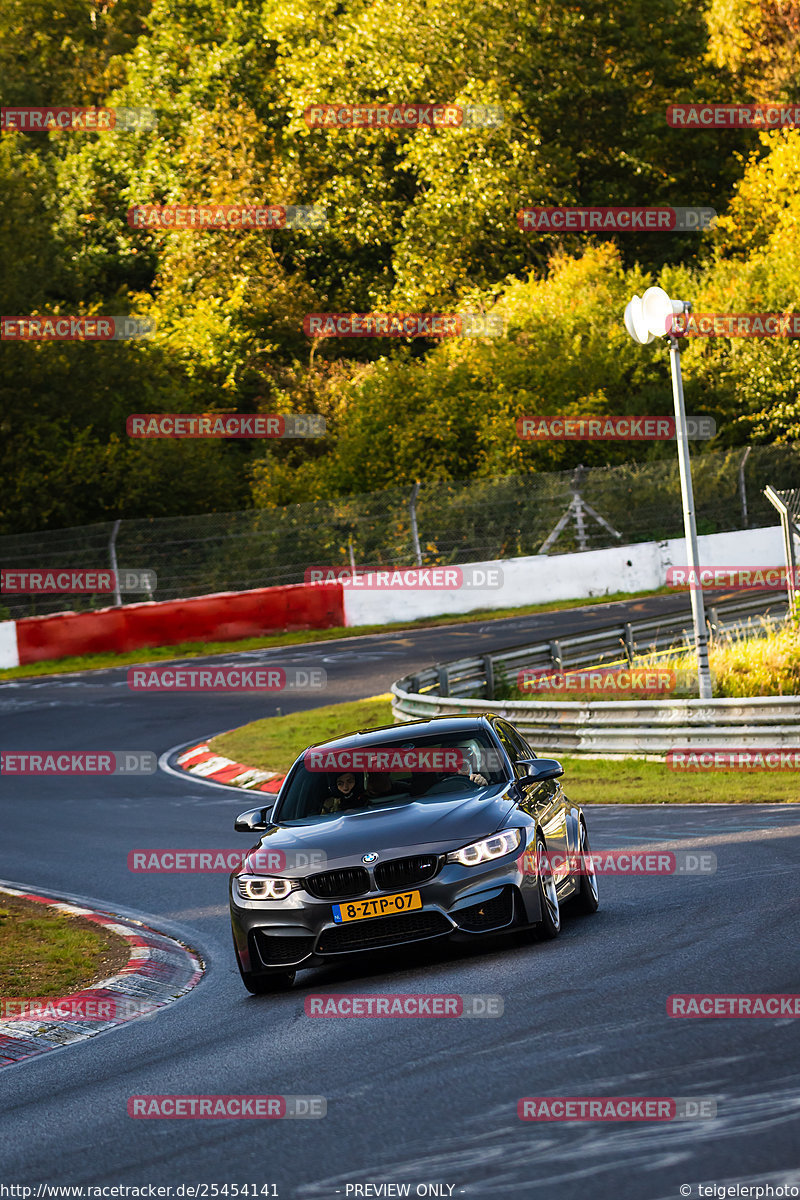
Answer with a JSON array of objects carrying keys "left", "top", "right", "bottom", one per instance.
[{"left": 230, "top": 855, "right": 544, "bottom": 975}]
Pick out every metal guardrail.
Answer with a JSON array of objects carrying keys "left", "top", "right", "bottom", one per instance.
[
  {"left": 391, "top": 592, "right": 798, "bottom": 755},
  {"left": 399, "top": 592, "right": 787, "bottom": 700}
]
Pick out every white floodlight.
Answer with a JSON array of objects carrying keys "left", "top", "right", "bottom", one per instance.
[
  {"left": 641, "top": 286, "right": 689, "bottom": 337},
  {"left": 623, "top": 294, "right": 655, "bottom": 344},
  {"left": 623, "top": 286, "right": 713, "bottom": 700}
]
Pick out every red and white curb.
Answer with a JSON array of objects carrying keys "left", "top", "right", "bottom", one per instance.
[
  {"left": 0, "top": 884, "right": 203, "bottom": 1068},
  {"left": 174, "top": 743, "right": 285, "bottom": 794}
]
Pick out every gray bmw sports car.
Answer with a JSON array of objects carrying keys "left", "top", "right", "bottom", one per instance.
[{"left": 229, "top": 714, "right": 598, "bottom": 992}]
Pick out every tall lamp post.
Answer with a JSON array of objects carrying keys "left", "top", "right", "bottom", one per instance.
[{"left": 623, "top": 287, "right": 713, "bottom": 701}]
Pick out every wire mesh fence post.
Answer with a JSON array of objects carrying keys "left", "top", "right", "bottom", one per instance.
[
  {"left": 739, "top": 446, "right": 752, "bottom": 528},
  {"left": 109, "top": 519, "right": 122, "bottom": 606},
  {"left": 409, "top": 481, "right": 423, "bottom": 567}
]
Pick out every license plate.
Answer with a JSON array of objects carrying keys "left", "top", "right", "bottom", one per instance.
[{"left": 332, "top": 890, "right": 422, "bottom": 924}]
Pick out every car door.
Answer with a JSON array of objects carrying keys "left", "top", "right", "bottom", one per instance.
[{"left": 495, "top": 720, "right": 570, "bottom": 885}]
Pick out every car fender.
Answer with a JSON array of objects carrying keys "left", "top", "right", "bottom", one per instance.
[
  {"left": 566, "top": 805, "right": 582, "bottom": 858},
  {"left": 516, "top": 823, "right": 545, "bottom": 925}
]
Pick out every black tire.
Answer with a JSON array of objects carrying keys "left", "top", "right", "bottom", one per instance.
[
  {"left": 235, "top": 945, "right": 295, "bottom": 993},
  {"left": 239, "top": 966, "right": 296, "bottom": 994},
  {"left": 533, "top": 834, "right": 561, "bottom": 939},
  {"left": 569, "top": 819, "right": 599, "bottom": 915}
]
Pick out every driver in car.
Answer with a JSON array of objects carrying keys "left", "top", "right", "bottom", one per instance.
[
  {"left": 445, "top": 748, "right": 488, "bottom": 787},
  {"left": 364, "top": 772, "right": 393, "bottom": 800},
  {"left": 461, "top": 758, "right": 489, "bottom": 786}
]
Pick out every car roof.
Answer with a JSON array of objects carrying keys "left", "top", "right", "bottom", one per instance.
[{"left": 305, "top": 713, "right": 499, "bottom": 754}]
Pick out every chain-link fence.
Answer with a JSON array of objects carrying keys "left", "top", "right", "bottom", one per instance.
[{"left": 1, "top": 444, "right": 797, "bottom": 619}]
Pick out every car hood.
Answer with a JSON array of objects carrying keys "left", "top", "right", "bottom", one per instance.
[{"left": 243, "top": 788, "right": 519, "bottom": 874}]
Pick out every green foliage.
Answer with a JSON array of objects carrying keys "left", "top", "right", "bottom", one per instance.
[
  {"left": 0, "top": 0, "right": 150, "bottom": 107},
  {"left": 2, "top": 0, "right": 800, "bottom": 533},
  {"left": 705, "top": 0, "right": 800, "bottom": 99}
]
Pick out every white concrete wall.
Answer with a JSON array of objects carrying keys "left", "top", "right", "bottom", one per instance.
[
  {"left": 0, "top": 620, "right": 20, "bottom": 669},
  {"left": 342, "top": 524, "right": 783, "bottom": 626}
]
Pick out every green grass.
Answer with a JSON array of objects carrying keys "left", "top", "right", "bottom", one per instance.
[
  {"left": 210, "top": 695, "right": 799, "bottom": 804},
  {"left": 212, "top": 695, "right": 396, "bottom": 769},
  {"left": 0, "top": 893, "right": 130, "bottom": 997},
  {"left": 0, "top": 585, "right": 676, "bottom": 681},
  {"left": 558, "top": 755, "right": 798, "bottom": 804}
]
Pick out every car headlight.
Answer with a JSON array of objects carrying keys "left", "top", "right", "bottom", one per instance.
[
  {"left": 236, "top": 875, "right": 299, "bottom": 900},
  {"left": 446, "top": 828, "right": 521, "bottom": 867}
]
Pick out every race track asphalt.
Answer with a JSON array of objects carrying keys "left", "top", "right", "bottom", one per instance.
[{"left": 1, "top": 593, "right": 798, "bottom": 1199}]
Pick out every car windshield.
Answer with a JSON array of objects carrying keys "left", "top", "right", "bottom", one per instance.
[{"left": 273, "top": 729, "right": 508, "bottom": 823}]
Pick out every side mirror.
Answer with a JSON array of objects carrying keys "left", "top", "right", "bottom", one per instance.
[
  {"left": 234, "top": 805, "right": 274, "bottom": 832},
  {"left": 517, "top": 758, "right": 564, "bottom": 785}
]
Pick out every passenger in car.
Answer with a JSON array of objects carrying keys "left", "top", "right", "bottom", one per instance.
[{"left": 321, "top": 771, "right": 363, "bottom": 813}]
